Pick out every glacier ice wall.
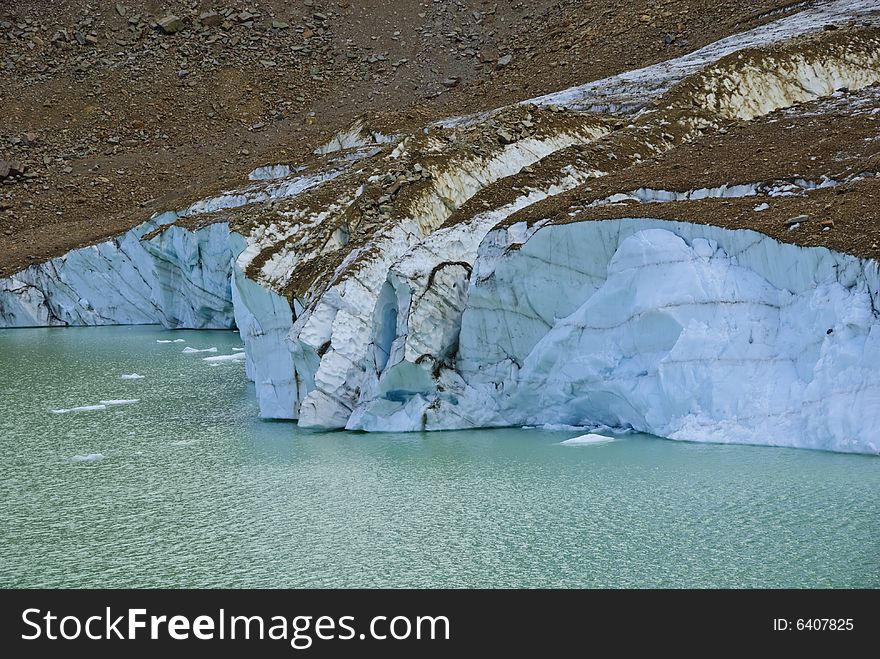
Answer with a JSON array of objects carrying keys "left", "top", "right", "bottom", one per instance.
[
  {"left": 0, "top": 216, "right": 237, "bottom": 329},
  {"left": 141, "top": 223, "right": 238, "bottom": 329},
  {"left": 287, "top": 126, "right": 610, "bottom": 428},
  {"left": 351, "top": 218, "right": 880, "bottom": 454},
  {"left": 231, "top": 264, "right": 298, "bottom": 418}
]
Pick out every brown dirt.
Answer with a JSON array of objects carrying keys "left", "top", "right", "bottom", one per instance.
[
  {"left": 508, "top": 84, "right": 880, "bottom": 259},
  {"left": 0, "top": 0, "right": 810, "bottom": 277},
  {"left": 556, "top": 177, "right": 880, "bottom": 259}
]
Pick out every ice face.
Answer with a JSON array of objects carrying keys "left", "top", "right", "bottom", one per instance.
[
  {"left": 231, "top": 265, "right": 299, "bottom": 419},
  {"left": 0, "top": 219, "right": 237, "bottom": 330},
  {"left": 368, "top": 219, "right": 879, "bottom": 455}
]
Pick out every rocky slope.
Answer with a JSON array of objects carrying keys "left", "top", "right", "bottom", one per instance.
[
  {"left": 1, "top": 0, "right": 809, "bottom": 278},
  {"left": 2, "top": 0, "right": 879, "bottom": 453}
]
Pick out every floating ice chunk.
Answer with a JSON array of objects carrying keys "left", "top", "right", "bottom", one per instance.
[
  {"left": 51, "top": 404, "right": 107, "bottom": 414},
  {"left": 182, "top": 346, "right": 218, "bottom": 353},
  {"left": 231, "top": 347, "right": 245, "bottom": 352},
  {"left": 202, "top": 352, "right": 247, "bottom": 363},
  {"left": 120, "top": 373, "right": 145, "bottom": 380},
  {"left": 70, "top": 453, "right": 104, "bottom": 462},
  {"left": 99, "top": 399, "right": 139, "bottom": 406},
  {"left": 560, "top": 433, "right": 616, "bottom": 446},
  {"left": 753, "top": 202, "right": 770, "bottom": 211},
  {"left": 157, "top": 339, "right": 187, "bottom": 343},
  {"left": 541, "top": 423, "right": 589, "bottom": 431}
]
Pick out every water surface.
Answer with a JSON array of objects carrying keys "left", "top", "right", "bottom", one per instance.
[{"left": 0, "top": 326, "right": 877, "bottom": 587}]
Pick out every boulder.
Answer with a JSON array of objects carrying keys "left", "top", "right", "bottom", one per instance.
[{"left": 157, "top": 15, "right": 184, "bottom": 34}]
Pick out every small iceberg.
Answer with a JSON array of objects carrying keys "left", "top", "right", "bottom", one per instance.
[
  {"left": 560, "top": 433, "right": 616, "bottom": 446},
  {"left": 157, "top": 339, "right": 186, "bottom": 344},
  {"left": 99, "top": 399, "right": 139, "bottom": 406},
  {"left": 182, "top": 346, "right": 218, "bottom": 354},
  {"left": 120, "top": 373, "right": 145, "bottom": 380},
  {"left": 70, "top": 453, "right": 105, "bottom": 462},
  {"left": 232, "top": 347, "right": 245, "bottom": 352},
  {"left": 51, "top": 404, "right": 107, "bottom": 414},
  {"left": 203, "top": 353, "right": 247, "bottom": 363}
]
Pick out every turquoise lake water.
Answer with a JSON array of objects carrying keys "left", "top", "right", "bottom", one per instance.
[{"left": 0, "top": 325, "right": 877, "bottom": 588}]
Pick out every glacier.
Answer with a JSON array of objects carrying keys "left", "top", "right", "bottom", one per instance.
[
  {"left": 0, "top": 216, "right": 237, "bottom": 329},
  {"left": 351, "top": 219, "right": 880, "bottom": 455},
  {"left": 1, "top": 12, "right": 879, "bottom": 455},
  {"left": 439, "top": 0, "right": 880, "bottom": 123},
  {"left": 10, "top": 201, "right": 875, "bottom": 453}
]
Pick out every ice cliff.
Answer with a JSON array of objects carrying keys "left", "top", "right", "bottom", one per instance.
[
  {"left": 352, "top": 219, "right": 880, "bottom": 455},
  {"left": 0, "top": 214, "right": 237, "bottom": 329},
  {"left": 0, "top": 161, "right": 347, "bottom": 329}
]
